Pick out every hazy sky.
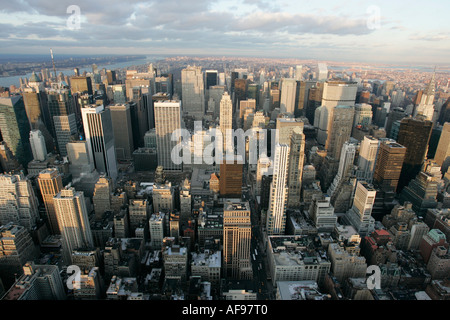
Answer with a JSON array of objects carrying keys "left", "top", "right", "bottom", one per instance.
[{"left": 0, "top": 0, "right": 449, "bottom": 64}]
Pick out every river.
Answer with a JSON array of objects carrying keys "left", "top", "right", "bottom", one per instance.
[{"left": 0, "top": 55, "right": 166, "bottom": 88}]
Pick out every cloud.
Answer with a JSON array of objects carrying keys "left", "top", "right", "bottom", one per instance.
[{"left": 409, "top": 33, "right": 449, "bottom": 41}]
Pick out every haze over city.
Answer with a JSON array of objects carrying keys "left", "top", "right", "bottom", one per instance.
[{"left": 0, "top": 0, "right": 449, "bottom": 64}]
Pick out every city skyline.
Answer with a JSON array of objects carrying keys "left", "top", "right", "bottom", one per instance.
[
  {"left": 0, "top": 0, "right": 449, "bottom": 65},
  {"left": 1, "top": 1, "right": 450, "bottom": 306}
]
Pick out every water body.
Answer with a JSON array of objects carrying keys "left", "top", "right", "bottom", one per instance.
[{"left": 0, "top": 55, "right": 165, "bottom": 88}]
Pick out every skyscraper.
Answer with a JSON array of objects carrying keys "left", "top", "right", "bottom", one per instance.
[
  {"left": 315, "top": 81, "right": 358, "bottom": 146},
  {"left": 279, "top": 78, "right": 297, "bottom": 115},
  {"left": 29, "top": 129, "right": 47, "bottom": 161},
  {"left": 385, "top": 107, "right": 406, "bottom": 138},
  {"left": 219, "top": 92, "right": 233, "bottom": 154},
  {"left": 286, "top": 127, "right": 305, "bottom": 207},
  {"left": 0, "top": 96, "right": 33, "bottom": 167},
  {"left": 181, "top": 66, "right": 205, "bottom": 120},
  {"left": 109, "top": 103, "right": 135, "bottom": 160},
  {"left": 179, "top": 178, "right": 192, "bottom": 226},
  {"left": 22, "top": 76, "right": 54, "bottom": 152},
  {"left": 434, "top": 122, "right": 450, "bottom": 174},
  {"left": 373, "top": 140, "right": 406, "bottom": 193},
  {"left": 266, "top": 144, "right": 290, "bottom": 235},
  {"left": 53, "top": 113, "right": 78, "bottom": 157},
  {"left": 81, "top": 104, "right": 118, "bottom": 180},
  {"left": 219, "top": 161, "right": 243, "bottom": 198},
  {"left": 234, "top": 79, "right": 248, "bottom": 112},
  {"left": 153, "top": 100, "right": 182, "bottom": 171},
  {"left": 70, "top": 76, "right": 93, "bottom": 96},
  {"left": 396, "top": 116, "right": 433, "bottom": 193},
  {"left": 54, "top": 187, "right": 94, "bottom": 265},
  {"left": 319, "top": 105, "right": 355, "bottom": 192},
  {"left": 92, "top": 175, "right": 112, "bottom": 220},
  {"left": 0, "top": 173, "right": 39, "bottom": 231},
  {"left": 37, "top": 168, "right": 64, "bottom": 234},
  {"left": 223, "top": 201, "right": 252, "bottom": 280},
  {"left": 205, "top": 70, "right": 218, "bottom": 90},
  {"left": 356, "top": 136, "right": 379, "bottom": 183},
  {"left": 344, "top": 181, "right": 377, "bottom": 236},
  {"left": 149, "top": 212, "right": 165, "bottom": 250},
  {"left": 414, "top": 71, "right": 436, "bottom": 121}
]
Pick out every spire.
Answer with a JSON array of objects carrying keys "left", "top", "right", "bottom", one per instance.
[{"left": 426, "top": 67, "right": 436, "bottom": 96}]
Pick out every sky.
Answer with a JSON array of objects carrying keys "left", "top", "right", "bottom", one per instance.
[{"left": 0, "top": 0, "right": 449, "bottom": 65}]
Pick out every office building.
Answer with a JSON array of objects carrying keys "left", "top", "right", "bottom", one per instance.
[
  {"left": 197, "top": 208, "right": 223, "bottom": 248},
  {"left": 414, "top": 72, "right": 436, "bottom": 121},
  {"left": 419, "top": 229, "right": 449, "bottom": 264},
  {"left": 315, "top": 81, "right": 358, "bottom": 146},
  {"left": 327, "top": 242, "right": 367, "bottom": 283},
  {"left": 356, "top": 136, "right": 379, "bottom": 183},
  {"left": 1, "top": 262, "right": 66, "bottom": 300},
  {"left": 149, "top": 212, "right": 165, "bottom": 250},
  {"left": 223, "top": 201, "right": 252, "bottom": 280},
  {"left": 180, "top": 178, "right": 192, "bottom": 225},
  {"left": 319, "top": 105, "right": 355, "bottom": 192},
  {"left": 154, "top": 100, "right": 182, "bottom": 171},
  {"left": 219, "top": 92, "right": 233, "bottom": 153},
  {"left": 191, "top": 250, "right": 221, "bottom": 284},
  {"left": 0, "top": 223, "right": 37, "bottom": 286},
  {"left": 397, "top": 116, "right": 433, "bottom": 193},
  {"left": 353, "top": 103, "right": 373, "bottom": 130},
  {"left": 373, "top": 140, "right": 406, "bottom": 193},
  {"left": 114, "top": 208, "right": 130, "bottom": 238},
  {"left": 280, "top": 78, "right": 297, "bottom": 115},
  {"left": 266, "top": 144, "right": 290, "bottom": 235},
  {"left": 128, "top": 199, "right": 149, "bottom": 234},
  {"left": 344, "top": 181, "right": 377, "bottom": 236},
  {"left": 81, "top": 104, "right": 118, "bottom": 181},
  {"left": 152, "top": 181, "right": 174, "bottom": 213},
  {"left": 54, "top": 187, "right": 94, "bottom": 265},
  {"left": 66, "top": 141, "right": 100, "bottom": 197},
  {"left": 22, "top": 84, "right": 53, "bottom": 152},
  {"left": 276, "top": 117, "right": 304, "bottom": 145},
  {"left": 0, "top": 173, "right": 39, "bottom": 231},
  {"left": 309, "top": 195, "right": 337, "bottom": 231},
  {"left": 109, "top": 103, "right": 135, "bottom": 160},
  {"left": 37, "top": 168, "right": 64, "bottom": 234},
  {"left": 0, "top": 96, "right": 32, "bottom": 167},
  {"left": 435, "top": 122, "right": 450, "bottom": 174},
  {"left": 92, "top": 175, "right": 112, "bottom": 220},
  {"left": 0, "top": 141, "right": 23, "bottom": 174},
  {"left": 162, "top": 238, "right": 188, "bottom": 281},
  {"left": 29, "top": 130, "right": 47, "bottom": 161},
  {"left": 267, "top": 236, "right": 331, "bottom": 286},
  {"left": 72, "top": 267, "right": 103, "bottom": 300},
  {"left": 181, "top": 66, "right": 205, "bottom": 119},
  {"left": 205, "top": 70, "right": 218, "bottom": 90},
  {"left": 287, "top": 127, "right": 305, "bottom": 207},
  {"left": 385, "top": 107, "right": 406, "bottom": 138},
  {"left": 399, "top": 160, "right": 441, "bottom": 216},
  {"left": 219, "top": 161, "right": 243, "bottom": 198},
  {"left": 53, "top": 113, "right": 77, "bottom": 156}
]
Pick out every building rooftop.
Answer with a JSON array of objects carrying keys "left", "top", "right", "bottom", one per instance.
[
  {"left": 224, "top": 201, "right": 250, "bottom": 212},
  {"left": 277, "top": 281, "right": 329, "bottom": 300},
  {"left": 191, "top": 250, "right": 221, "bottom": 268}
]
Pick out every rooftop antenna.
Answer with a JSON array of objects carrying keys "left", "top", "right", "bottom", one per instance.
[{"left": 50, "top": 48, "right": 57, "bottom": 80}]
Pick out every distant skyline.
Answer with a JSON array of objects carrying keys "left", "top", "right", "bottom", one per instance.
[{"left": 0, "top": 0, "right": 449, "bottom": 65}]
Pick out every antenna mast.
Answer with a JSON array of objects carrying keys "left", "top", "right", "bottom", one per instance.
[{"left": 50, "top": 48, "right": 57, "bottom": 80}]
